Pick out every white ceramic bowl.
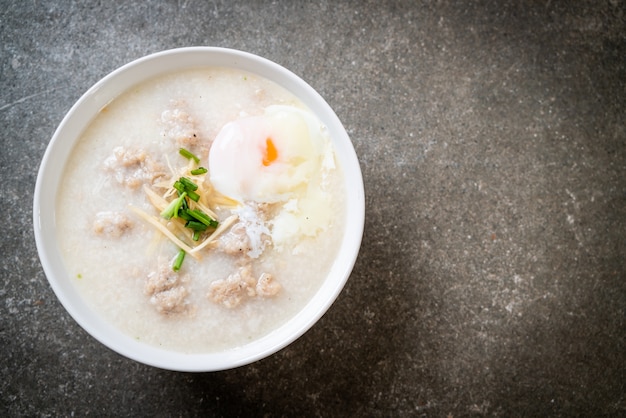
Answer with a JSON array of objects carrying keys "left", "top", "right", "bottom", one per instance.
[{"left": 33, "top": 47, "right": 364, "bottom": 372}]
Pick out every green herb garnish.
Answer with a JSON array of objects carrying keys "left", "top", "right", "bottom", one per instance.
[
  {"left": 179, "top": 148, "right": 200, "bottom": 163},
  {"left": 160, "top": 192, "right": 187, "bottom": 220},
  {"left": 153, "top": 160, "right": 220, "bottom": 272},
  {"left": 185, "top": 220, "right": 208, "bottom": 232},
  {"left": 174, "top": 177, "right": 200, "bottom": 201},
  {"left": 187, "top": 209, "right": 219, "bottom": 228},
  {"left": 173, "top": 180, "right": 185, "bottom": 194},
  {"left": 179, "top": 177, "right": 198, "bottom": 191},
  {"left": 172, "top": 249, "right": 186, "bottom": 272},
  {"left": 186, "top": 189, "right": 200, "bottom": 202},
  {"left": 190, "top": 167, "right": 208, "bottom": 175}
]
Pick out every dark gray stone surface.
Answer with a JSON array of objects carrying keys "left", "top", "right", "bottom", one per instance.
[{"left": 1, "top": 0, "right": 624, "bottom": 416}]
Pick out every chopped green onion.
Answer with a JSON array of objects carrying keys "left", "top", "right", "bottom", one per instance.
[
  {"left": 192, "top": 230, "right": 201, "bottom": 241},
  {"left": 186, "top": 189, "right": 200, "bottom": 202},
  {"left": 173, "top": 181, "right": 185, "bottom": 193},
  {"left": 172, "top": 249, "right": 186, "bottom": 272},
  {"left": 179, "top": 177, "right": 198, "bottom": 191},
  {"left": 179, "top": 148, "right": 200, "bottom": 163},
  {"left": 178, "top": 209, "right": 193, "bottom": 221},
  {"left": 191, "top": 167, "right": 208, "bottom": 175},
  {"left": 180, "top": 194, "right": 189, "bottom": 211},
  {"left": 172, "top": 192, "right": 186, "bottom": 218},
  {"left": 185, "top": 220, "right": 208, "bottom": 231},
  {"left": 187, "top": 209, "right": 219, "bottom": 228},
  {"left": 173, "top": 178, "right": 200, "bottom": 201},
  {"left": 160, "top": 192, "right": 187, "bottom": 220}
]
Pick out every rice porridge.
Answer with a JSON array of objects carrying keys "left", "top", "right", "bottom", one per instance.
[{"left": 56, "top": 68, "right": 345, "bottom": 353}]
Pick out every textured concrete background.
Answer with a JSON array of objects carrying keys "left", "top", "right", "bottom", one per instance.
[{"left": 1, "top": 0, "right": 625, "bottom": 416}]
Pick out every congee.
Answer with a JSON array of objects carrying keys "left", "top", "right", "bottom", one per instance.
[{"left": 56, "top": 68, "right": 345, "bottom": 353}]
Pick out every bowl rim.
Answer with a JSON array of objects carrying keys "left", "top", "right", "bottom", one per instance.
[{"left": 33, "top": 46, "right": 364, "bottom": 372}]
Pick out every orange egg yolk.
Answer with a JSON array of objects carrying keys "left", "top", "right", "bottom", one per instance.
[{"left": 262, "top": 137, "right": 278, "bottom": 166}]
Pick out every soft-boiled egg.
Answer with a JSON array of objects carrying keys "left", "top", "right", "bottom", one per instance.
[
  {"left": 209, "top": 105, "right": 327, "bottom": 203},
  {"left": 209, "top": 105, "right": 336, "bottom": 251}
]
